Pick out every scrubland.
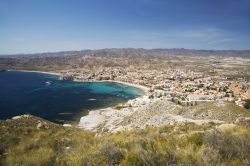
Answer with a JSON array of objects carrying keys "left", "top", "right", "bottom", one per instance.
[{"left": 0, "top": 116, "right": 249, "bottom": 166}]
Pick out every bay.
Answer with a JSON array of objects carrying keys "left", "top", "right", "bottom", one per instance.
[{"left": 0, "top": 71, "right": 143, "bottom": 123}]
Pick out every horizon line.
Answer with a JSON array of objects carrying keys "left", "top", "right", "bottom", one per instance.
[{"left": 1, "top": 47, "right": 250, "bottom": 56}]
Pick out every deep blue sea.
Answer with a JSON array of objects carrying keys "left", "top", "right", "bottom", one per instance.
[{"left": 0, "top": 71, "right": 143, "bottom": 123}]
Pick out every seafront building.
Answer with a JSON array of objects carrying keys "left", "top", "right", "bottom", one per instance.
[{"left": 59, "top": 66, "right": 250, "bottom": 107}]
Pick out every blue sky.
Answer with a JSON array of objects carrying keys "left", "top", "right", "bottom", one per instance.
[{"left": 0, "top": 0, "right": 250, "bottom": 54}]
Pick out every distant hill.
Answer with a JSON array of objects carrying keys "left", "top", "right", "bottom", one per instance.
[
  {"left": 1, "top": 48, "right": 250, "bottom": 58},
  {"left": 1, "top": 48, "right": 250, "bottom": 71}
]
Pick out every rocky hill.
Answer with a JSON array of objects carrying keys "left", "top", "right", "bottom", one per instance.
[
  {"left": 1, "top": 48, "right": 250, "bottom": 71},
  {"left": 80, "top": 99, "right": 250, "bottom": 133}
]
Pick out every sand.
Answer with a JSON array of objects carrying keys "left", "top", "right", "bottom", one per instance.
[{"left": 8, "top": 69, "right": 61, "bottom": 76}]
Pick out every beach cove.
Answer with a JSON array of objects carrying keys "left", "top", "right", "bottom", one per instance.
[{"left": 0, "top": 71, "right": 145, "bottom": 124}]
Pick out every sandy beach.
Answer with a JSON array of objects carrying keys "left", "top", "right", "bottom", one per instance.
[
  {"left": 10, "top": 69, "right": 149, "bottom": 93},
  {"left": 102, "top": 80, "right": 149, "bottom": 92},
  {"left": 8, "top": 69, "right": 61, "bottom": 76}
]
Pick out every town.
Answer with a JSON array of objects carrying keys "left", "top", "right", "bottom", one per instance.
[{"left": 55, "top": 52, "right": 250, "bottom": 109}]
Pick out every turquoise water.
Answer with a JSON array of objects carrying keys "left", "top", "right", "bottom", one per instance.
[{"left": 0, "top": 71, "right": 143, "bottom": 123}]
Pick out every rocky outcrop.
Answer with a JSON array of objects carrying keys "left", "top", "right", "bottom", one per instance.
[
  {"left": 79, "top": 98, "right": 250, "bottom": 133},
  {"left": 59, "top": 74, "right": 74, "bottom": 81}
]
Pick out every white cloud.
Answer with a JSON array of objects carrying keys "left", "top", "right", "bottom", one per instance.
[
  {"left": 122, "top": 27, "right": 238, "bottom": 49},
  {"left": 208, "top": 38, "right": 234, "bottom": 45}
]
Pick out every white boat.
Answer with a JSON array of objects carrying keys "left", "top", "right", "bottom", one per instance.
[{"left": 45, "top": 81, "right": 52, "bottom": 86}]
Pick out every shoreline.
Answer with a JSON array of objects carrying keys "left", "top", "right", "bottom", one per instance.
[
  {"left": 73, "top": 79, "right": 149, "bottom": 94},
  {"left": 9, "top": 69, "right": 149, "bottom": 93},
  {"left": 8, "top": 69, "right": 61, "bottom": 76},
  {"left": 101, "top": 80, "right": 149, "bottom": 93},
  {"left": 9, "top": 69, "right": 150, "bottom": 130},
  {"left": 4, "top": 69, "right": 237, "bottom": 133}
]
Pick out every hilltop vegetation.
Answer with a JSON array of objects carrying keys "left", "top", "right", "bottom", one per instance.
[{"left": 0, "top": 115, "right": 249, "bottom": 166}]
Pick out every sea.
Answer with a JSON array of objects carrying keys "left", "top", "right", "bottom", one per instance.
[{"left": 0, "top": 71, "right": 144, "bottom": 124}]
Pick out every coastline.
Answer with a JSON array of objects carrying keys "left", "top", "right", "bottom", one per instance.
[
  {"left": 4, "top": 69, "right": 239, "bottom": 133},
  {"left": 74, "top": 79, "right": 149, "bottom": 94},
  {"left": 9, "top": 69, "right": 149, "bottom": 93},
  {"left": 9, "top": 69, "right": 150, "bottom": 130},
  {"left": 101, "top": 80, "right": 149, "bottom": 93},
  {"left": 8, "top": 69, "right": 61, "bottom": 76}
]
